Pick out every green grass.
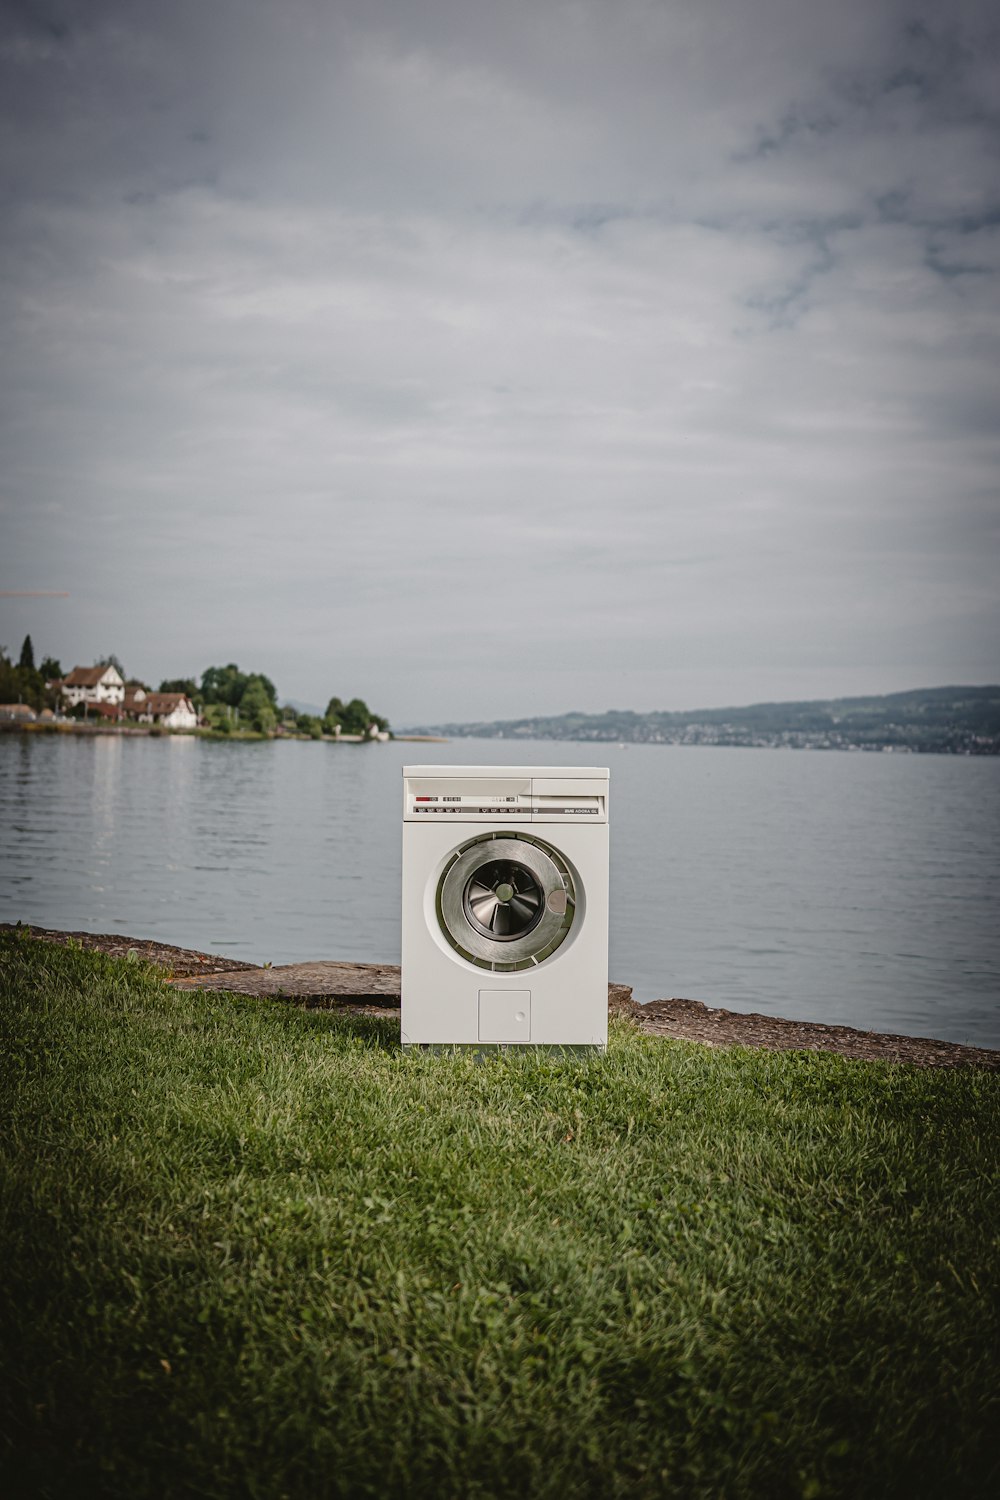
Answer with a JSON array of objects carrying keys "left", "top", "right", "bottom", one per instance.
[{"left": 1, "top": 936, "right": 997, "bottom": 1499}]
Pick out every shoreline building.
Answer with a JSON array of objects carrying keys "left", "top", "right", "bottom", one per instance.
[
  {"left": 134, "top": 692, "right": 198, "bottom": 730},
  {"left": 60, "top": 665, "right": 125, "bottom": 710}
]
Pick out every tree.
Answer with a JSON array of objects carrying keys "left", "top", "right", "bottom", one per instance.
[
  {"left": 160, "top": 678, "right": 198, "bottom": 699},
  {"left": 342, "top": 697, "right": 372, "bottom": 736},
  {"left": 203, "top": 703, "right": 231, "bottom": 731},
  {"left": 1, "top": 642, "right": 44, "bottom": 709},
  {"left": 200, "top": 664, "right": 277, "bottom": 709},
  {"left": 241, "top": 674, "right": 276, "bottom": 710},
  {"left": 239, "top": 678, "right": 276, "bottom": 733},
  {"left": 0, "top": 647, "right": 19, "bottom": 703},
  {"left": 19, "top": 635, "right": 34, "bottom": 671},
  {"left": 244, "top": 672, "right": 277, "bottom": 707},
  {"left": 39, "top": 656, "right": 62, "bottom": 681},
  {"left": 200, "top": 664, "right": 248, "bottom": 707},
  {"left": 323, "top": 694, "right": 389, "bottom": 737}
]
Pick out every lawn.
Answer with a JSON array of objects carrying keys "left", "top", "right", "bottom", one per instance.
[{"left": 1, "top": 934, "right": 997, "bottom": 1498}]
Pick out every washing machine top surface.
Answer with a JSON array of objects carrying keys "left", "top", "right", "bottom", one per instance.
[{"left": 402, "top": 765, "right": 609, "bottom": 779}]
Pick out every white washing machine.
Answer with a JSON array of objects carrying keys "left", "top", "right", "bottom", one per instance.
[{"left": 401, "top": 765, "right": 609, "bottom": 1050}]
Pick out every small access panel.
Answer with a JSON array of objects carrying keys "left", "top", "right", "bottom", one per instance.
[{"left": 479, "top": 990, "right": 531, "bottom": 1043}]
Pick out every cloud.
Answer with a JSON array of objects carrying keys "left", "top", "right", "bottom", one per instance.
[{"left": 1, "top": 0, "right": 998, "bottom": 719}]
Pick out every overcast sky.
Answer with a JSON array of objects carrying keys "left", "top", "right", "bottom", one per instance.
[{"left": 2, "top": 0, "right": 998, "bottom": 723}]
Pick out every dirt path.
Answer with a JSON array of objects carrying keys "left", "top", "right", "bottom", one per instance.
[
  {"left": 5, "top": 925, "right": 996, "bottom": 1069},
  {"left": 633, "top": 995, "right": 998, "bottom": 1069}
]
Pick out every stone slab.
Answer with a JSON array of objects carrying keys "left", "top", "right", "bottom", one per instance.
[
  {"left": 172, "top": 961, "right": 635, "bottom": 1015},
  {"left": 172, "top": 960, "right": 403, "bottom": 1003}
]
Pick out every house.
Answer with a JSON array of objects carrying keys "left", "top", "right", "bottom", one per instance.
[
  {"left": 136, "top": 692, "right": 198, "bottom": 730},
  {"left": 61, "top": 665, "right": 125, "bottom": 708},
  {"left": 123, "top": 685, "right": 148, "bottom": 717}
]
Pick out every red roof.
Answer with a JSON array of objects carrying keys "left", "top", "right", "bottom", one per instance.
[
  {"left": 142, "top": 693, "right": 194, "bottom": 714},
  {"left": 64, "top": 665, "right": 121, "bottom": 687}
]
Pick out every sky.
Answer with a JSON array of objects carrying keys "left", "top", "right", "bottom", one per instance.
[{"left": 1, "top": 0, "right": 998, "bottom": 725}]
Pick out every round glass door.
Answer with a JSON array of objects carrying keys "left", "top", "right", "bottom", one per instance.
[{"left": 437, "top": 832, "right": 577, "bottom": 971}]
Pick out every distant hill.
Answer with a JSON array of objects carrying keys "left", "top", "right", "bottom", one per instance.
[{"left": 406, "top": 686, "right": 1000, "bottom": 755}]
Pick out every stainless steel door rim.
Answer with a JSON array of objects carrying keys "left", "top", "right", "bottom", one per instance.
[{"left": 437, "top": 832, "right": 577, "bottom": 970}]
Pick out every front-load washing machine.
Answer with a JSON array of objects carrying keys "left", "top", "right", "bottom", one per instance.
[{"left": 401, "top": 765, "right": 609, "bottom": 1049}]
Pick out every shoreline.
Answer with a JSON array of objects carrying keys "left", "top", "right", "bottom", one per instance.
[
  {"left": 4, "top": 924, "right": 996, "bottom": 1070},
  {"left": 0, "top": 722, "right": 447, "bottom": 743}
]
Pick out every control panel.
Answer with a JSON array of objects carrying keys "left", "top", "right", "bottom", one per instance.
[{"left": 403, "top": 772, "right": 608, "bottom": 823}]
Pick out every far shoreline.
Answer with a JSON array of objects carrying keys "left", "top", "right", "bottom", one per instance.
[{"left": 0, "top": 722, "right": 448, "bottom": 744}]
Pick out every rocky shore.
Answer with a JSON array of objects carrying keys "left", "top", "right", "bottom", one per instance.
[{"left": 4, "top": 924, "right": 996, "bottom": 1070}]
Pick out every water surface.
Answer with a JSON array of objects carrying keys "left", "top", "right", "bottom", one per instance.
[{"left": 1, "top": 733, "right": 997, "bottom": 1047}]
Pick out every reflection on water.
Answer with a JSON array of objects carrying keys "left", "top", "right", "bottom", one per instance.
[{"left": 1, "top": 733, "right": 998, "bottom": 1047}]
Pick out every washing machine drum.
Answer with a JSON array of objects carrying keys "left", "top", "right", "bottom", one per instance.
[{"left": 437, "top": 832, "right": 577, "bottom": 971}]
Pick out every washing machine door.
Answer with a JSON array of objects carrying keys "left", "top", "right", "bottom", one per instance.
[{"left": 437, "top": 832, "right": 577, "bottom": 971}]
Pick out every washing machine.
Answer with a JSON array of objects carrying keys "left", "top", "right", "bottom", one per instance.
[{"left": 401, "top": 765, "right": 609, "bottom": 1049}]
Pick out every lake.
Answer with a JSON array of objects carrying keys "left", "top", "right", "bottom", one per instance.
[{"left": 1, "top": 732, "right": 998, "bottom": 1048}]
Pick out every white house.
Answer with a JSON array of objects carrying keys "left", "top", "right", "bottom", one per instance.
[
  {"left": 137, "top": 692, "right": 199, "bottom": 730},
  {"left": 61, "top": 665, "right": 125, "bottom": 708}
]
